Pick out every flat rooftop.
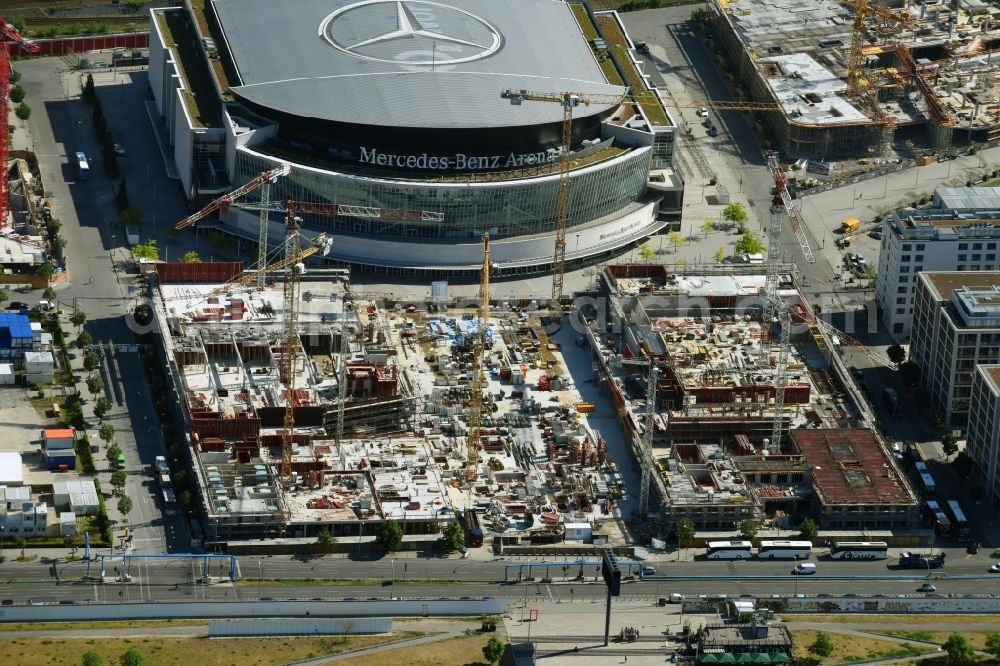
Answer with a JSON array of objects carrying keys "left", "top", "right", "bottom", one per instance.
[
  {"left": 212, "top": 0, "right": 623, "bottom": 128},
  {"left": 981, "top": 365, "right": 1000, "bottom": 395},
  {"left": 921, "top": 271, "right": 1000, "bottom": 303},
  {"left": 791, "top": 428, "right": 914, "bottom": 506}
]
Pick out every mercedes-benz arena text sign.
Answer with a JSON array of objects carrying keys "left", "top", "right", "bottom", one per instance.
[{"left": 319, "top": 0, "right": 503, "bottom": 66}]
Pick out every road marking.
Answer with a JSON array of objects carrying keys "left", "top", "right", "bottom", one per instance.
[{"left": 545, "top": 584, "right": 554, "bottom": 602}]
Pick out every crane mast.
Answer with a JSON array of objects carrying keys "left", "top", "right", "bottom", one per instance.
[
  {"left": 466, "top": 234, "right": 491, "bottom": 485},
  {"left": 279, "top": 209, "right": 305, "bottom": 489},
  {"left": 639, "top": 365, "right": 660, "bottom": 516},
  {"left": 335, "top": 283, "right": 351, "bottom": 449}
]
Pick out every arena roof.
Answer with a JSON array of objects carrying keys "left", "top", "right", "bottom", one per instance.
[{"left": 212, "top": 0, "right": 625, "bottom": 128}]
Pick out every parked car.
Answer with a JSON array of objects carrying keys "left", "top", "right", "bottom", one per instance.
[
  {"left": 697, "top": 107, "right": 709, "bottom": 117},
  {"left": 5, "top": 301, "right": 27, "bottom": 311},
  {"left": 989, "top": 563, "right": 1000, "bottom": 573},
  {"left": 918, "top": 583, "right": 936, "bottom": 593},
  {"left": 113, "top": 143, "right": 126, "bottom": 156},
  {"left": 967, "top": 541, "right": 982, "bottom": 554},
  {"left": 707, "top": 126, "right": 719, "bottom": 137},
  {"left": 868, "top": 230, "right": 883, "bottom": 240}
]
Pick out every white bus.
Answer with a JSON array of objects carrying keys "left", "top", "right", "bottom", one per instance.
[
  {"left": 75, "top": 151, "right": 90, "bottom": 180},
  {"left": 757, "top": 540, "right": 813, "bottom": 560},
  {"left": 706, "top": 540, "right": 753, "bottom": 560},
  {"left": 829, "top": 541, "right": 889, "bottom": 560}
]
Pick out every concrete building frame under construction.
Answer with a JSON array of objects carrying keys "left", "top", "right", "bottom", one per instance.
[
  {"left": 590, "top": 263, "right": 920, "bottom": 534},
  {"left": 706, "top": 0, "right": 1000, "bottom": 158},
  {"left": 147, "top": 261, "right": 636, "bottom": 550}
]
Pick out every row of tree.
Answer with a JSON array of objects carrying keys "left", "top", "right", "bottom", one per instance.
[
  {"left": 674, "top": 517, "right": 820, "bottom": 543},
  {"left": 809, "top": 629, "right": 1000, "bottom": 663}
]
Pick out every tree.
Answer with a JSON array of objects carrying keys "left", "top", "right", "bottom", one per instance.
[
  {"left": 167, "top": 226, "right": 182, "bottom": 241},
  {"left": 110, "top": 470, "right": 127, "bottom": 495},
  {"left": 887, "top": 343, "right": 906, "bottom": 366},
  {"left": 439, "top": 521, "right": 464, "bottom": 552},
  {"left": 375, "top": 519, "right": 403, "bottom": 552},
  {"left": 117, "top": 495, "right": 133, "bottom": 517},
  {"left": 316, "top": 528, "right": 335, "bottom": 548},
  {"left": 667, "top": 231, "right": 684, "bottom": 253},
  {"left": 942, "top": 432, "right": 959, "bottom": 458},
  {"left": 675, "top": 518, "right": 696, "bottom": 542},
  {"left": 798, "top": 518, "right": 818, "bottom": 542},
  {"left": 209, "top": 232, "right": 227, "bottom": 253},
  {"left": 929, "top": 413, "right": 945, "bottom": 433},
  {"left": 9, "top": 84, "right": 25, "bottom": 104},
  {"left": 37, "top": 263, "right": 55, "bottom": 280},
  {"left": 9, "top": 68, "right": 20, "bottom": 84},
  {"left": 99, "top": 423, "right": 115, "bottom": 446},
  {"left": 734, "top": 232, "right": 765, "bottom": 257},
  {"left": 132, "top": 240, "right": 159, "bottom": 261},
  {"left": 899, "top": 361, "right": 921, "bottom": 387},
  {"left": 637, "top": 244, "right": 656, "bottom": 262},
  {"left": 42, "top": 286, "right": 57, "bottom": 301},
  {"left": 15, "top": 536, "right": 26, "bottom": 559},
  {"left": 86, "top": 375, "right": 104, "bottom": 397},
  {"left": 713, "top": 247, "right": 726, "bottom": 264},
  {"left": 77, "top": 330, "right": 93, "bottom": 349},
  {"left": 722, "top": 202, "right": 748, "bottom": 228},
  {"left": 116, "top": 180, "right": 130, "bottom": 211},
  {"left": 482, "top": 636, "right": 505, "bottom": 665},
  {"left": 119, "top": 647, "right": 145, "bottom": 666},
  {"left": 82, "top": 650, "right": 103, "bottom": 666},
  {"left": 984, "top": 632, "right": 1000, "bottom": 659},
  {"left": 71, "top": 310, "right": 88, "bottom": 330},
  {"left": 83, "top": 350, "right": 100, "bottom": 373},
  {"left": 0, "top": 289, "right": 7, "bottom": 307},
  {"left": 180, "top": 250, "right": 201, "bottom": 263},
  {"left": 122, "top": 207, "right": 144, "bottom": 228},
  {"left": 739, "top": 519, "right": 758, "bottom": 541},
  {"left": 15, "top": 103, "right": 30, "bottom": 120},
  {"left": 179, "top": 489, "right": 192, "bottom": 512},
  {"left": 93, "top": 397, "right": 112, "bottom": 421},
  {"left": 863, "top": 264, "right": 877, "bottom": 286},
  {"left": 943, "top": 634, "right": 974, "bottom": 664},
  {"left": 700, "top": 217, "right": 714, "bottom": 237},
  {"left": 808, "top": 632, "right": 835, "bottom": 658},
  {"left": 107, "top": 444, "right": 122, "bottom": 463},
  {"left": 953, "top": 451, "right": 974, "bottom": 479}
]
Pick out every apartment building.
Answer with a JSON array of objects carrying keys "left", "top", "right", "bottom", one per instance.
[
  {"left": 966, "top": 365, "right": 1000, "bottom": 510},
  {"left": 877, "top": 205, "right": 1000, "bottom": 338},
  {"left": 910, "top": 272, "right": 1000, "bottom": 428}
]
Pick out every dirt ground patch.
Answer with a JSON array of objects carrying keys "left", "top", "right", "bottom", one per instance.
[
  {"left": 331, "top": 633, "right": 501, "bottom": 666},
  {"left": 0, "top": 620, "right": 208, "bottom": 633},
  {"left": 880, "top": 630, "right": 999, "bottom": 651},
  {"left": 790, "top": 630, "right": 931, "bottom": 665},
  {"left": 784, "top": 614, "right": 1000, "bottom": 626},
  {"left": 0, "top": 634, "right": 412, "bottom": 666}
]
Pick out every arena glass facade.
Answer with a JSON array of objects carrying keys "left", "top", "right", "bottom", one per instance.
[{"left": 233, "top": 145, "right": 653, "bottom": 242}]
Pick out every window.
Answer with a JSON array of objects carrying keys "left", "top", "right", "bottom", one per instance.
[
  {"left": 900, "top": 276, "right": 909, "bottom": 283},
  {"left": 916, "top": 255, "right": 924, "bottom": 262},
  {"left": 974, "top": 243, "right": 983, "bottom": 250},
  {"left": 897, "top": 297, "right": 906, "bottom": 304},
  {"left": 901, "top": 255, "right": 911, "bottom": 263},
  {"left": 903, "top": 244, "right": 912, "bottom": 251},
  {"left": 959, "top": 254, "right": 967, "bottom": 261},
  {"left": 897, "top": 307, "right": 905, "bottom": 314},
  {"left": 901, "top": 266, "right": 910, "bottom": 273},
  {"left": 917, "top": 244, "right": 925, "bottom": 251},
  {"left": 894, "top": 323, "right": 904, "bottom": 333},
  {"left": 988, "top": 254, "right": 996, "bottom": 262},
  {"left": 973, "top": 254, "right": 982, "bottom": 261},
  {"left": 960, "top": 243, "right": 968, "bottom": 250},
  {"left": 988, "top": 243, "right": 996, "bottom": 250}
]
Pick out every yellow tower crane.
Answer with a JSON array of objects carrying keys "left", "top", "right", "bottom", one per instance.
[
  {"left": 502, "top": 88, "right": 789, "bottom": 304},
  {"left": 466, "top": 234, "right": 491, "bottom": 485}
]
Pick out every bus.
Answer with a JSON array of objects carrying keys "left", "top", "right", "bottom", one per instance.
[
  {"left": 757, "top": 540, "right": 813, "bottom": 560},
  {"left": 915, "top": 463, "right": 936, "bottom": 497},
  {"left": 925, "top": 500, "right": 953, "bottom": 537},
  {"left": 830, "top": 541, "right": 889, "bottom": 560},
  {"left": 945, "top": 499, "right": 971, "bottom": 541},
  {"left": 706, "top": 541, "right": 754, "bottom": 560},
  {"left": 75, "top": 151, "right": 90, "bottom": 180}
]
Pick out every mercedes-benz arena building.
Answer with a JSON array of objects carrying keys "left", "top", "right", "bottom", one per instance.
[{"left": 149, "top": 0, "right": 683, "bottom": 276}]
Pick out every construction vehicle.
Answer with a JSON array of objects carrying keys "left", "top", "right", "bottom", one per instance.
[
  {"left": 840, "top": 218, "right": 861, "bottom": 233},
  {"left": 898, "top": 552, "right": 945, "bottom": 569}
]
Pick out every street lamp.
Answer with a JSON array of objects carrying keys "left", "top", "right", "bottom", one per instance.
[{"left": 0, "top": 525, "right": 5, "bottom": 562}]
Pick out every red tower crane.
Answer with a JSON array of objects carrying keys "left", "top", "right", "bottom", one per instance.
[{"left": 0, "top": 18, "right": 39, "bottom": 230}]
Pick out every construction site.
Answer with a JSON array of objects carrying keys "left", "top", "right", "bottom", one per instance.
[
  {"left": 588, "top": 261, "right": 921, "bottom": 535},
  {"left": 707, "top": 0, "right": 1000, "bottom": 158}
]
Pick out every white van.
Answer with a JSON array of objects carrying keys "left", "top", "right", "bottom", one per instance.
[{"left": 792, "top": 563, "right": 817, "bottom": 575}]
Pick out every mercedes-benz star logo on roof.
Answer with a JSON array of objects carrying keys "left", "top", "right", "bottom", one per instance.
[{"left": 320, "top": 0, "right": 503, "bottom": 66}]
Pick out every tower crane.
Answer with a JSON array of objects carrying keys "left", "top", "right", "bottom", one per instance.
[
  {"left": 502, "top": 88, "right": 799, "bottom": 305},
  {"left": 0, "top": 18, "right": 39, "bottom": 231},
  {"left": 638, "top": 365, "right": 660, "bottom": 516},
  {"left": 466, "top": 234, "right": 491, "bottom": 485}
]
